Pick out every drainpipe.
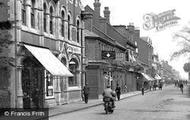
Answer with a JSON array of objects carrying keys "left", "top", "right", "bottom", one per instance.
[{"left": 14, "top": 0, "right": 18, "bottom": 108}]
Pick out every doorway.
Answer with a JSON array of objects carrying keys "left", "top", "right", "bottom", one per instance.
[{"left": 22, "top": 57, "right": 45, "bottom": 108}]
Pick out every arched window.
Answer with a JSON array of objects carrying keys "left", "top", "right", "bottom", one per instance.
[
  {"left": 43, "top": 3, "right": 47, "bottom": 32},
  {"left": 50, "top": 6, "right": 53, "bottom": 34},
  {"left": 61, "top": 11, "right": 65, "bottom": 37},
  {"left": 68, "top": 15, "right": 70, "bottom": 40},
  {"left": 31, "top": 0, "right": 35, "bottom": 28},
  {"left": 76, "top": 20, "right": 80, "bottom": 43},
  {"left": 69, "top": 58, "right": 79, "bottom": 86},
  {"left": 22, "top": 0, "right": 26, "bottom": 25}
]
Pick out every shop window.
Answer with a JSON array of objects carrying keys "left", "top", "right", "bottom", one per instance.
[
  {"left": 22, "top": 0, "right": 26, "bottom": 25},
  {"left": 68, "top": 60, "right": 79, "bottom": 86},
  {"left": 126, "top": 50, "right": 129, "bottom": 61},
  {"left": 45, "top": 70, "right": 54, "bottom": 98}
]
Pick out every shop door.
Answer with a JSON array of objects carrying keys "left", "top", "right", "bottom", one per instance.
[{"left": 22, "top": 57, "right": 44, "bottom": 109}]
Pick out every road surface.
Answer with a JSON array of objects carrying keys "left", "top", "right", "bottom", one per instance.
[{"left": 50, "top": 85, "right": 190, "bottom": 120}]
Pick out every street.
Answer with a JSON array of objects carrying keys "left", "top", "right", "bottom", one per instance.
[{"left": 50, "top": 85, "right": 190, "bottom": 120}]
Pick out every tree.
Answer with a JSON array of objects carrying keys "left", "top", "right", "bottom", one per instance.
[
  {"left": 171, "top": 26, "right": 190, "bottom": 59},
  {"left": 170, "top": 24, "right": 190, "bottom": 73},
  {"left": 183, "top": 62, "right": 190, "bottom": 72}
]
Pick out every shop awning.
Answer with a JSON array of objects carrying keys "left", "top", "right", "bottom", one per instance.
[
  {"left": 24, "top": 44, "right": 73, "bottom": 76},
  {"left": 141, "top": 73, "right": 154, "bottom": 81},
  {"left": 155, "top": 74, "right": 162, "bottom": 80}
]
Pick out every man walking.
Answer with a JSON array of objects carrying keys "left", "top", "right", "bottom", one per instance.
[
  {"left": 115, "top": 84, "right": 121, "bottom": 101},
  {"left": 179, "top": 82, "right": 184, "bottom": 94},
  {"left": 83, "top": 83, "right": 90, "bottom": 103}
]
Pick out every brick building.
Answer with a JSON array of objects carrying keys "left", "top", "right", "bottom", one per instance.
[
  {"left": 137, "top": 37, "right": 154, "bottom": 89},
  {"left": 0, "top": 0, "right": 86, "bottom": 108},
  {"left": 83, "top": 0, "right": 143, "bottom": 99}
]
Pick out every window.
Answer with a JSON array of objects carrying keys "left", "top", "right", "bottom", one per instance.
[
  {"left": 45, "top": 70, "right": 54, "bottom": 98},
  {"left": 68, "top": 59, "right": 79, "bottom": 86},
  {"left": 61, "top": 57, "right": 67, "bottom": 66},
  {"left": 50, "top": 6, "right": 53, "bottom": 34},
  {"left": 126, "top": 50, "right": 129, "bottom": 61},
  {"left": 68, "top": 15, "right": 70, "bottom": 40},
  {"left": 61, "top": 11, "right": 65, "bottom": 37},
  {"left": 76, "top": 20, "right": 80, "bottom": 43},
  {"left": 22, "top": 0, "right": 26, "bottom": 25},
  {"left": 31, "top": 0, "right": 35, "bottom": 28},
  {"left": 43, "top": 3, "right": 47, "bottom": 32}
]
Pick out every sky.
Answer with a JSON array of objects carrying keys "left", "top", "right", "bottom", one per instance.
[{"left": 81, "top": 0, "right": 190, "bottom": 79}]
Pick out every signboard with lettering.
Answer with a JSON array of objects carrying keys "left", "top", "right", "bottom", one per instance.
[
  {"left": 102, "top": 51, "right": 116, "bottom": 60},
  {"left": 116, "top": 53, "right": 125, "bottom": 61}
]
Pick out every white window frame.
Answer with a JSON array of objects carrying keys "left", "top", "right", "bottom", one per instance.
[{"left": 45, "top": 70, "right": 54, "bottom": 99}]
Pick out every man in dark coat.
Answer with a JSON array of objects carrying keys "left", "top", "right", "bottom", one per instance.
[
  {"left": 83, "top": 83, "right": 90, "bottom": 103},
  {"left": 115, "top": 84, "right": 121, "bottom": 101}
]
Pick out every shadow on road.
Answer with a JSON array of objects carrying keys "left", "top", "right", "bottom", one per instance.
[
  {"left": 187, "top": 85, "right": 190, "bottom": 98},
  {"left": 186, "top": 114, "right": 190, "bottom": 119}
]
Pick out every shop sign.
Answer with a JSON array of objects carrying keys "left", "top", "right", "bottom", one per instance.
[
  {"left": 102, "top": 51, "right": 115, "bottom": 60},
  {"left": 116, "top": 53, "right": 125, "bottom": 61}
]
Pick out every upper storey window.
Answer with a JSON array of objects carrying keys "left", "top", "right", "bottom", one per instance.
[
  {"left": 76, "top": 20, "right": 80, "bottom": 43},
  {"left": 68, "top": 15, "right": 71, "bottom": 40},
  {"left": 50, "top": 6, "right": 54, "bottom": 34},
  {"left": 31, "top": 0, "right": 35, "bottom": 28},
  {"left": 22, "top": 0, "right": 26, "bottom": 25},
  {"left": 61, "top": 11, "right": 65, "bottom": 37},
  {"left": 43, "top": 3, "right": 47, "bottom": 32}
]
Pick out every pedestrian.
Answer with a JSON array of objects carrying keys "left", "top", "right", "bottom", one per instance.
[
  {"left": 32, "top": 88, "right": 40, "bottom": 108},
  {"left": 179, "top": 82, "right": 184, "bottom": 94},
  {"left": 124, "top": 84, "right": 128, "bottom": 92},
  {"left": 141, "top": 86, "right": 144, "bottom": 95},
  {"left": 83, "top": 83, "right": 90, "bottom": 103},
  {"left": 115, "top": 83, "right": 121, "bottom": 100}
]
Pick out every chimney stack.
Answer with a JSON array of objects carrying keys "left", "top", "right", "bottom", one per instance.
[
  {"left": 104, "top": 7, "right": 110, "bottom": 24},
  {"left": 93, "top": 0, "right": 101, "bottom": 17}
]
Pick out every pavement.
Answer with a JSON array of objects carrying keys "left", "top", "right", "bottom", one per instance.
[{"left": 49, "top": 90, "right": 147, "bottom": 117}]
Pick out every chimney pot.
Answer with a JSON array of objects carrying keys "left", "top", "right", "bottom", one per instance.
[{"left": 104, "top": 7, "right": 110, "bottom": 24}]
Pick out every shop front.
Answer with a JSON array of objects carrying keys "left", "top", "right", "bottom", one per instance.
[{"left": 20, "top": 44, "right": 73, "bottom": 108}]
